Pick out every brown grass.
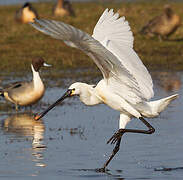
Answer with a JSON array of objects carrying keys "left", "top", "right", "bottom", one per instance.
[{"left": 0, "top": 1, "right": 183, "bottom": 73}]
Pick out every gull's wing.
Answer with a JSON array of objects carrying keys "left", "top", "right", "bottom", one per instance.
[
  {"left": 30, "top": 9, "right": 153, "bottom": 104},
  {"left": 92, "top": 9, "right": 154, "bottom": 102}
]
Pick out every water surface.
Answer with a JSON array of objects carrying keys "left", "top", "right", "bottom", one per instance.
[{"left": 0, "top": 70, "right": 182, "bottom": 179}]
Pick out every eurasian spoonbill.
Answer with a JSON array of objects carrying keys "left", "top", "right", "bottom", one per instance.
[{"left": 31, "top": 9, "right": 178, "bottom": 171}]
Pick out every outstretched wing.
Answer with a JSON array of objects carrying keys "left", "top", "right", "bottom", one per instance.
[
  {"left": 30, "top": 9, "right": 153, "bottom": 104},
  {"left": 92, "top": 9, "right": 154, "bottom": 102},
  {"left": 93, "top": 9, "right": 134, "bottom": 48}
]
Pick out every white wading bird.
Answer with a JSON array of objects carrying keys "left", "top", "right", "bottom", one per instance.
[{"left": 31, "top": 9, "right": 178, "bottom": 171}]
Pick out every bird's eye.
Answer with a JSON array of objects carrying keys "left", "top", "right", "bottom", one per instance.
[{"left": 71, "top": 88, "right": 75, "bottom": 95}]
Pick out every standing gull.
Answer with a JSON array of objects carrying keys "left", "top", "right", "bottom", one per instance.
[{"left": 31, "top": 9, "right": 178, "bottom": 171}]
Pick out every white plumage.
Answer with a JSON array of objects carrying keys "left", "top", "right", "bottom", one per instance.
[
  {"left": 92, "top": 9, "right": 154, "bottom": 103},
  {"left": 31, "top": 9, "right": 178, "bottom": 170}
]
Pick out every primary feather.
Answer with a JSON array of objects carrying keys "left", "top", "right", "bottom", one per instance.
[
  {"left": 30, "top": 9, "right": 154, "bottom": 104},
  {"left": 92, "top": 9, "right": 153, "bottom": 102},
  {"left": 93, "top": 8, "right": 134, "bottom": 48}
]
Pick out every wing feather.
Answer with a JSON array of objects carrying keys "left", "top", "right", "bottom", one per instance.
[
  {"left": 30, "top": 9, "right": 154, "bottom": 104},
  {"left": 31, "top": 19, "right": 132, "bottom": 81},
  {"left": 92, "top": 9, "right": 154, "bottom": 101},
  {"left": 93, "top": 9, "right": 134, "bottom": 48}
]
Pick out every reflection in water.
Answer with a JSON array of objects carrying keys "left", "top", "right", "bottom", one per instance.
[
  {"left": 69, "top": 127, "right": 86, "bottom": 140},
  {"left": 152, "top": 71, "right": 181, "bottom": 92},
  {"left": 154, "top": 166, "right": 183, "bottom": 171},
  {"left": 48, "top": 126, "right": 87, "bottom": 140},
  {"left": 2, "top": 112, "right": 46, "bottom": 167},
  {"left": 70, "top": 168, "right": 124, "bottom": 179}
]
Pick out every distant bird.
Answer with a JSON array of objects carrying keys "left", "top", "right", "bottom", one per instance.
[
  {"left": 0, "top": 58, "right": 51, "bottom": 110},
  {"left": 53, "top": 0, "right": 75, "bottom": 17},
  {"left": 31, "top": 9, "right": 178, "bottom": 171},
  {"left": 15, "top": 2, "right": 38, "bottom": 23},
  {"left": 140, "top": 5, "right": 181, "bottom": 40}
]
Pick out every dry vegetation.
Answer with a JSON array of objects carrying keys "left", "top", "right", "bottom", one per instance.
[{"left": 0, "top": 0, "right": 183, "bottom": 73}]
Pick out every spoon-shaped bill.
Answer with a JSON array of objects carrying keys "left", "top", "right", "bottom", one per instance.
[{"left": 34, "top": 89, "right": 72, "bottom": 121}]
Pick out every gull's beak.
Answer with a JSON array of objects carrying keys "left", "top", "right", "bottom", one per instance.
[
  {"left": 34, "top": 89, "right": 73, "bottom": 121},
  {"left": 43, "top": 62, "right": 52, "bottom": 67}
]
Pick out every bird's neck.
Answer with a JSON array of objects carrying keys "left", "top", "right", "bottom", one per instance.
[
  {"left": 165, "top": 8, "right": 173, "bottom": 19},
  {"left": 31, "top": 64, "right": 44, "bottom": 90},
  {"left": 57, "top": 0, "right": 64, "bottom": 8},
  {"left": 79, "top": 84, "right": 102, "bottom": 106}
]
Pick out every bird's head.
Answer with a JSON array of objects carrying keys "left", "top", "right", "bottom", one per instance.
[
  {"left": 34, "top": 87, "right": 73, "bottom": 120},
  {"left": 68, "top": 82, "right": 95, "bottom": 99},
  {"left": 32, "top": 57, "right": 52, "bottom": 72},
  {"left": 164, "top": 4, "right": 173, "bottom": 18},
  {"left": 68, "top": 82, "right": 83, "bottom": 96},
  {"left": 34, "top": 82, "right": 94, "bottom": 121},
  {"left": 34, "top": 83, "right": 81, "bottom": 121},
  {"left": 23, "top": 2, "right": 31, "bottom": 8}
]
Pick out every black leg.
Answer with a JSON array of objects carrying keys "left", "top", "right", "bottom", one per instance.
[
  {"left": 103, "top": 137, "right": 122, "bottom": 172},
  {"left": 101, "top": 117, "right": 155, "bottom": 171}
]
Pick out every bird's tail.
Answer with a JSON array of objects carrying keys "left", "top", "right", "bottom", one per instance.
[
  {"left": 137, "top": 94, "right": 178, "bottom": 118},
  {"left": 148, "top": 94, "right": 178, "bottom": 114}
]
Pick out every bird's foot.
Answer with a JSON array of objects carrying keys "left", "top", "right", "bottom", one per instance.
[
  {"left": 96, "top": 167, "right": 106, "bottom": 172},
  {"left": 107, "top": 129, "right": 125, "bottom": 144}
]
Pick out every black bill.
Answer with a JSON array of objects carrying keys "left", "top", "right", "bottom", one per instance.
[{"left": 34, "top": 89, "right": 72, "bottom": 120}]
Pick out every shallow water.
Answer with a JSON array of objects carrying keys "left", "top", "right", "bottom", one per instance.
[{"left": 0, "top": 70, "right": 182, "bottom": 179}]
